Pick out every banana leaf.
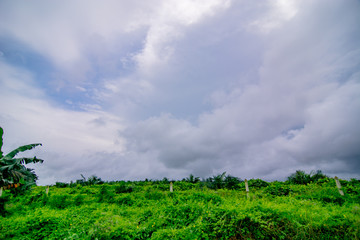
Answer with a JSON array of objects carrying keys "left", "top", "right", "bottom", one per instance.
[{"left": 2, "top": 144, "right": 42, "bottom": 160}]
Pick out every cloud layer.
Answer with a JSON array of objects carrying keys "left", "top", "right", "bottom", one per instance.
[{"left": 0, "top": 0, "right": 359, "bottom": 184}]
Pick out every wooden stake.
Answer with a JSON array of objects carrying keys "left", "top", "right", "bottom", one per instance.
[
  {"left": 334, "top": 176, "right": 344, "bottom": 196},
  {"left": 170, "top": 182, "right": 173, "bottom": 192},
  {"left": 245, "top": 179, "right": 249, "bottom": 199}
]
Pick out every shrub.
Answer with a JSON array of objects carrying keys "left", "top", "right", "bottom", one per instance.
[
  {"left": 73, "top": 194, "right": 84, "bottom": 206},
  {"left": 205, "top": 172, "right": 226, "bottom": 190},
  {"left": 55, "top": 182, "right": 68, "bottom": 188},
  {"left": 163, "top": 204, "right": 203, "bottom": 226},
  {"left": 183, "top": 174, "right": 200, "bottom": 183},
  {"left": 287, "top": 170, "right": 328, "bottom": 185},
  {"left": 116, "top": 195, "right": 134, "bottom": 206},
  {"left": 115, "top": 182, "right": 133, "bottom": 193},
  {"left": 264, "top": 183, "right": 291, "bottom": 196},
  {"left": 316, "top": 177, "right": 331, "bottom": 185},
  {"left": 145, "top": 190, "right": 164, "bottom": 201},
  {"left": 188, "top": 192, "right": 223, "bottom": 205},
  {"left": 287, "top": 170, "right": 311, "bottom": 185},
  {"left": 0, "top": 194, "right": 9, "bottom": 216},
  {"left": 24, "top": 216, "right": 60, "bottom": 239},
  {"left": 87, "top": 175, "right": 104, "bottom": 185},
  {"left": 310, "top": 170, "right": 328, "bottom": 182},
  {"left": 224, "top": 175, "right": 242, "bottom": 190},
  {"left": 97, "top": 185, "right": 115, "bottom": 203},
  {"left": 249, "top": 179, "right": 269, "bottom": 188},
  {"left": 48, "top": 195, "right": 70, "bottom": 209},
  {"left": 205, "top": 172, "right": 242, "bottom": 190}
]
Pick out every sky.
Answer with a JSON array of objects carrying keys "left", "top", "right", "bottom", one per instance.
[{"left": 0, "top": 0, "right": 359, "bottom": 185}]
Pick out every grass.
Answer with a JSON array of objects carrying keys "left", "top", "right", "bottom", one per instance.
[{"left": 0, "top": 178, "right": 359, "bottom": 239}]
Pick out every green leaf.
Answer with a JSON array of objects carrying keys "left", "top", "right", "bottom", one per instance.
[
  {"left": 0, "top": 127, "right": 3, "bottom": 158},
  {"left": 9, "top": 170, "right": 25, "bottom": 182},
  {"left": 13, "top": 157, "right": 44, "bottom": 165},
  {"left": 4, "top": 143, "right": 42, "bottom": 159}
]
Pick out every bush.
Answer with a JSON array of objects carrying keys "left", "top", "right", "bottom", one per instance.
[
  {"left": 0, "top": 195, "right": 9, "bottom": 216},
  {"left": 87, "top": 175, "right": 104, "bottom": 185},
  {"left": 97, "top": 185, "right": 115, "bottom": 203},
  {"left": 310, "top": 170, "right": 328, "bottom": 182},
  {"left": 144, "top": 190, "right": 165, "bottom": 201},
  {"left": 224, "top": 175, "right": 242, "bottom": 190},
  {"left": 249, "top": 179, "right": 269, "bottom": 188},
  {"left": 205, "top": 173, "right": 242, "bottom": 190},
  {"left": 264, "top": 183, "right": 291, "bottom": 196},
  {"left": 188, "top": 192, "right": 223, "bottom": 205},
  {"left": 287, "top": 170, "right": 328, "bottom": 185},
  {"left": 24, "top": 216, "right": 60, "bottom": 239},
  {"left": 48, "top": 195, "right": 70, "bottom": 209},
  {"left": 116, "top": 195, "right": 134, "bottom": 206},
  {"left": 183, "top": 174, "right": 200, "bottom": 183},
  {"left": 1, "top": 175, "right": 359, "bottom": 239},
  {"left": 115, "top": 182, "right": 133, "bottom": 194},
  {"left": 73, "top": 194, "right": 85, "bottom": 206},
  {"left": 287, "top": 170, "right": 311, "bottom": 185},
  {"left": 55, "top": 182, "right": 68, "bottom": 188},
  {"left": 205, "top": 172, "right": 226, "bottom": 190}
]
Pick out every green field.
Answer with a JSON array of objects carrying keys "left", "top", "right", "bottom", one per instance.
[{"left": 1, "top": 177, "right": 359, "bottom": 239}]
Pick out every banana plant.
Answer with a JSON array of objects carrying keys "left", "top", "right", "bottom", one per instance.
[{"left": 0, "top": 127, "right": 44, "bottom": 192}]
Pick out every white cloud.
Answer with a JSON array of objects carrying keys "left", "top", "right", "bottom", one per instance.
[
  {"left": 0, "top": 1, "right": 149, "bottom": 66},
  {"left": 0, "top": 61, "right": 126, "bottom": 184},
  {"left": 121, "top": 0, "right": 360, "bottom": 180},
  {"left": 249, "top": 0, "right": 299, "bottom": 34},
  {"left": 134, "top": 0, "right": 231, "bottom": 76},
  {"left": 0, "top": 0, "right": 359, "bottom": 184}
]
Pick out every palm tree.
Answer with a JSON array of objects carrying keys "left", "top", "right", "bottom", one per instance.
[
  {"left": 185, "top": 174, "right": 200, "bottom": 183},
  {"left": 0, "top": 127, "right": 44, "bottom": 193}
]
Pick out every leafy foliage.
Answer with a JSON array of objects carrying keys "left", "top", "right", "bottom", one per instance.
[
  {"left": 205, "top": 172, "right": 242, "bottom": 190},
  {"left": 0, "top": 175, "right": 359, "bottom": 239},
  {"left": 310, "top": 170, "right": 328, "bottom": 182},
  {"left": 264, "top": 182, "right": 292, "bottom": 196},
  {"left": 248, "top": 178, "right": 269, "bottom": 188},
  {"left": 115, "top": 181, "right": 133, "bottom": 193},
  {"left": 287, "top": 170, "right": 328, "bottom": 185},
  {"left": 0, "top": 127, "right": 3, "bottom": 158},
  {"left": 0, "top": 127, "right": 44, "bottom": 191},
  {"left": 183, "top": 174, "right": 200, "bottom": 183}
]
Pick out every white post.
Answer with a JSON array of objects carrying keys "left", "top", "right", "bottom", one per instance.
[
  {"left": 0, "top": 187, "right": 3, "bottom": 197},
  {"left": 334, "top": 176, "right": 344, "bottom": 196},
  {"left": 170, "top": 182, "right": 173, "bottom": 192},
  {"left": 245, "top": 179, "right": 249, "bottom": 199},
  {"left": 46, "top": 186, "right": 49, "bottom": 196}
]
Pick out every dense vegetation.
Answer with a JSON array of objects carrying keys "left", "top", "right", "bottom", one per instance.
[
  {"left": 1, "top": 126, "right": 359, "bottom": 239},
  {"left": 1, "top": 172, "right": 359, "bottom": 239},
  {"left": 0, "top": 126, "right": 44, "bottom": 193}
]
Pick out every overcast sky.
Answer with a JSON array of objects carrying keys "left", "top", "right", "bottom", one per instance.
[{"left": 0, "top": 0, "right": 359, "bottom": 185}]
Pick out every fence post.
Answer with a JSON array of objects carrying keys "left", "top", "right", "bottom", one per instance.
[
  {"left": 334, "top": 176, "right": 344, "bottom": 196},
  {"left": 46, "top": 186, "right": 49, "bottom": 196},
  {"left": 170, "top": 182, "right": 173, "bottom": 192},
  {"left": 245, "top": 179, "right": 249, "bottom": 199}
]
